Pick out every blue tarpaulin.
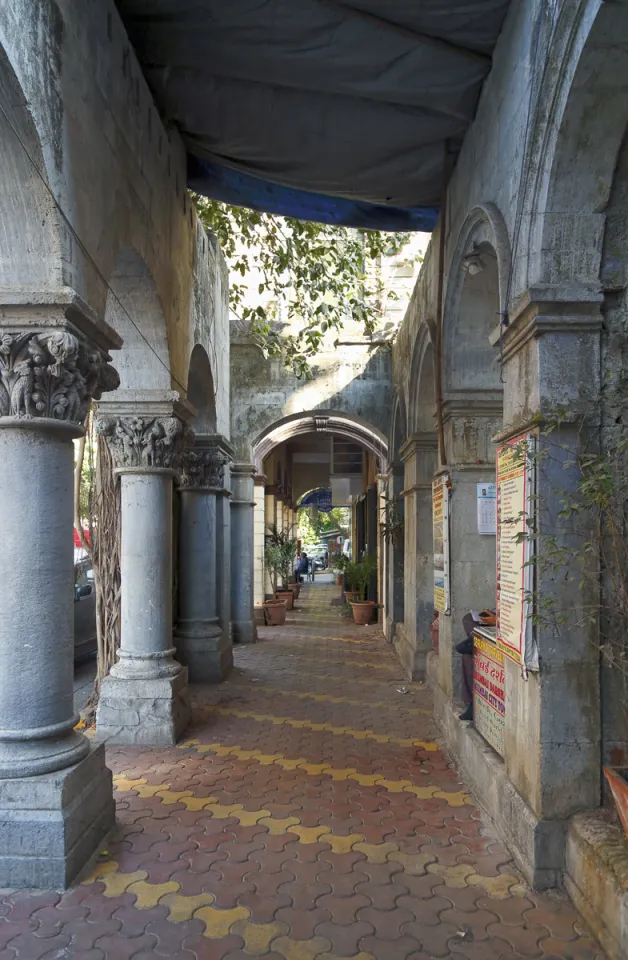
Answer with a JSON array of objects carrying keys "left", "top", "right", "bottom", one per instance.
[{"left": 117, "top": 1, "right": 511, "bottom": 230}]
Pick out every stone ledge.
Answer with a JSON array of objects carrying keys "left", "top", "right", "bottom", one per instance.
[
  {"left": 427, "top": 651, "right": 566, "bottom": 891},
  {"left": 565, "top": 811, "right": 628, "bottom": 960},
  {"left": 96, "top": 671, "right": 191, "bottom": 745}
]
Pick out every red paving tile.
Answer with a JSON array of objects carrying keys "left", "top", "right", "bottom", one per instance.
[{"left": 0, "top": 584, "right": 607, "bottom": 959}]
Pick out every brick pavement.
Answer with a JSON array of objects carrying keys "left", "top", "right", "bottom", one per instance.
[{"left": 0, "top": 583, "right": 606, "bottom": 958}]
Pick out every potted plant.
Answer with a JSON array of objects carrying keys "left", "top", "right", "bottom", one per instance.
[
  {"left": 332, "top": 553, "right": 347, "bottom": 587},
  {"left": 266, "top": 525, "right": 298, "bottom": 610},
  {"left": 347, "top": 554, "right": 378, "bottom": 625},
  {"left": 262, "top": 543, "right": 288, "bottom": 625},
  {"left": 342, "top": 558, "right": 364, "bottom": 604}
]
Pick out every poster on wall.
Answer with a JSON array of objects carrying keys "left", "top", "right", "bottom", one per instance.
[
  {"left": 477, "top": 483, "right": 497, "bottom": 535},
  {"left": 496, "top": 434, "right": 535, "bottom": 665},
  {"left": 473, "top": 632, "right": 505, "bottom": 756},
  {"left": 432, "top": 475, "right": 450, "bottom": 614}
]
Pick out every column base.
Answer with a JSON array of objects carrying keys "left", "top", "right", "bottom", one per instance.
[
  {"left": 0, "top": 743, "right": 114, "bottom": 889},
  {"left": 231, "top": 619, "right": 258, "bottom": 644},
  {"left": 96, "top": 669, "right": 191, "bottom": 745},
  {"left": 427, "top": 652, "right": 566, "bottom": 890},
  {"left": 393, "top": 623, "right": 429, "bottom": 681},
  {"left": 175, "top": 622, "right": 233, "bottom": 683}
]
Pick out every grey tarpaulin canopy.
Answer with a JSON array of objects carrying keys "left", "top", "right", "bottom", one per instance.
[{"left": 116, "top": 1, "right": 511, "bottom": 229}]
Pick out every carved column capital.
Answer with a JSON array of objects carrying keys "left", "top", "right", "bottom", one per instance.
[
  {"left": 0, "top": 330, "right": 119, "bottom": 425},
  {"left": 96, "top": 414, "right": 192, "bottom": 471},
  {"left": 178, "top": 440, "right": 227, "bottom": 491}
]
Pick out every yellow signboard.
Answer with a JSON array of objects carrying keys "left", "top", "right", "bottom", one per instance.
[
  {"left": 496, "top": 434, "right": 534, "bottom": 664},
  {"left": 432, "top": 475, "right": 450, "bottom": 614}
]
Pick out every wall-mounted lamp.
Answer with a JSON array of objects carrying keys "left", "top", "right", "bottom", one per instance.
[{"left": 462, "top": 246, "right": 486, "bottom": 275}]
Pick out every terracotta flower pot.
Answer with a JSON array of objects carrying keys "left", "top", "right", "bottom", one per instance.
[
  {"left": 263, "top": 600, "right": 287, "bottom": 626},
  {"left": 344, "top": 590, "right": 362, "bottom": 604},
  {"left": 336, "top": 574, "right": 344, "bottom": 586},
  {"left": 350, "top": 601, "right": 376, "bottom": 625},
  {"left": 604, "top": 767, "right": 628, "bottom": 838},
  {"left": 288, "top": 581, "right": 301, "bottom": 598},
  {"left": 275, "top": 589, "right": 294, "bottom": 610}
]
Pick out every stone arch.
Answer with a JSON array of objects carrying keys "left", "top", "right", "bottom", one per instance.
[
  {"left": 443, "top": 204, "right": 509, "bottom": 398},
  {"left": 253, "top": 410, "right": 388, "bottom": 473},
  {"left": 0, "top": 44, "right": 62, "bottom": 291},
  {"left": 389, "top": 389, "right": 407, "bottom": 463},
  {"left": 408, "top": 320, "right": 437, "bottom": 435},
  {"left": 104, "top": 247, "right": 171, "bottom": 391},
  {"left": 529, "top": 0, "right": 628, "bottom": 291},
  {"left": 187, "top": 344, "right": 216, "bottom": 433}
]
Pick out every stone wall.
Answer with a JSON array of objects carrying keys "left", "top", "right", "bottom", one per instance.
[{"left": 0, "top": 0, "right": 229, "bottom": 426}]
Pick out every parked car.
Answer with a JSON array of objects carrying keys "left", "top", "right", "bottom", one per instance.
[{"left": 74, "top": 557, "right": 97, "bottom": 662}]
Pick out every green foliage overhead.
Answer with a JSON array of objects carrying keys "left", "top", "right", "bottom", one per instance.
[{"left": 194, "top": 196, "right": 414, "bottom": 378}]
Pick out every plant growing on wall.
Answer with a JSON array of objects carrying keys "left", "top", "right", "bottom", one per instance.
[
  {"left": 380, "top": 493, "right": 404, "bottom": 549},
  {"left": 194, "top": 196, "right": 417, "bottom": 378},
  {"left": 516, "top": 402, "right": 628, "bottom": 675}
]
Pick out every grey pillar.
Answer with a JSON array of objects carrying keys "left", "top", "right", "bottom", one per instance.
[
  {"left": 397, "top": 434, "right": 437, "bottom": 680},
  {"left": 230, "top": 463, "right": 258, "bottom": 644},
  {"left": 217, "top": 467, "right": 233, "bottom": 654},
  {"left": 0, "top": 308, "right": 120, "bottom": 888},
  {"left": 96, "top": 392, "right": 193, "bottom": 744},
  {"left": 175, "top": 435, "right": 233, "bottom": 682}
]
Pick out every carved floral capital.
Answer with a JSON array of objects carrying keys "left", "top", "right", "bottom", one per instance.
[
  {"left": 0, "top": 330, "right": 119, "bottom": 425},
  {"left": 96, "top": 415, "right": 191, "bottom": 470},
  {"left": 178, "top": 445, "right": 226, "bottom": 490}
]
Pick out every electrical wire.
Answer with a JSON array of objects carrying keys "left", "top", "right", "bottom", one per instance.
[{"left": 0, "top": 98, "right": 189, "bottom": 395}]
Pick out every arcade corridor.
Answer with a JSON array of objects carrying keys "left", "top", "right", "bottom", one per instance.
[{"left": 0, "top": 585, "right": 602, "bottom": 959}]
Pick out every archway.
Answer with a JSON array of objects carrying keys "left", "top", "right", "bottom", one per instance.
[
  {"left": 187, "top": 343, "right": 217, "bottom": 433},
  {"left": 104, "top": 247, "right": 171, "bottom": 391},
  {"left": 0, "top": 45, "right": 62, "bottom": 291},
  {"left": 252, "top": 410, "right": 387, "bottom": 612}
]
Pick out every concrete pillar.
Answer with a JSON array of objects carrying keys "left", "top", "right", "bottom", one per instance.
[
  {"left": 96, "top": 392, "right": 193, "bottom": 744},
  {"left": 397, "top": 434, "right": 437, "bottom": 679},
  {"left": 383, "top": 466, "right": 404, "bottom": 642},
  {"left": 175, "top": 435, "right": 233, "bottom": 682},
  {"left": 216, "top": 463, "right": 233, "bottom": 654},
  {"left": 264, "top": 488, "right": 276, "bottom": 597},
  {"left": 0, "top": 309, "right": 120, "bottom": 888},
  {"left": 436, "top": 397, "right": 502, "bottom": 702},
  {"left": 253, "top": 475, "right": 266, "bottom": 606},
  {"left": 231, "top": 463, "right": 258, "bottom": 644},
  {"left": 498, "top": 290, "right": 603, "bottom": 883}
]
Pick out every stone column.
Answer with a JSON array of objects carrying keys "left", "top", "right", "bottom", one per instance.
[
  {"left": 175, "top": 436, "right": 232, "bottom": 682},
  {"left": 264, "top": 486, "right": 277, "bottom": 597},
  {"left": 397, "top": 434, "right": 437, "bottom": 679},
  {"left": 96, "top": 392, "right": 193, "bottom": 744},
  {"left": 0, "top": 304, "right": 120, "bottom": 888},
  {"left": 383, "top": 466, "right": 404, "bottom": 643},
  {"left": 253, "top": 475, "right": 266, "bottom": 606},
  {"left": 216, "top": 456, "right": 233, "bottom": 656},
  {"left": 231, "top": 463, "right": 258, "bottom": 643},
  {"left": 436, "top": 396, "right": 502, "bottom": 702},
  {"left": 497, "top": 289, "right": 603, "bottom": 886}
]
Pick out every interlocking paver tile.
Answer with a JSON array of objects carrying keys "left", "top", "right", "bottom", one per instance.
[{"left": 0, "top": 583, "right": 608, "bottom": 960}]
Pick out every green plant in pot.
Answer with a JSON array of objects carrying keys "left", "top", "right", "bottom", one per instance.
[
  {"left": 262, "top": 543, "right": 287, "bottom": 625},
  {"left": 345, "top": 554, "right": 378, "bottom": 625},
  {"left": 266, "top": 525, "right": 298, "bottom": 609},
  {"left": 332, "top": 553, "right": 348, "bottom": 586}
]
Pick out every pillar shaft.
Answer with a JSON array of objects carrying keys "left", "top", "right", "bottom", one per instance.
[
  {"left": 397, "top": 434, "right": 437, "bottom": 679},
  {"left": 231, "top": 463, "right": 258, "bottom": 644},
  {"left": 0, "top": 308, "right": 119, "bottom": 888},
  {"left": 96, "top": 394, "right": 192, "bottom": 743},
  {"left": 175, "top": 435, "right": 232, "bottom": 682}
]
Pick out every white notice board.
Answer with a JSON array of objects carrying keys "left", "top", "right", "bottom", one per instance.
[{"left": 477, "top": 482, "right": 497, "bottom": 535}]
